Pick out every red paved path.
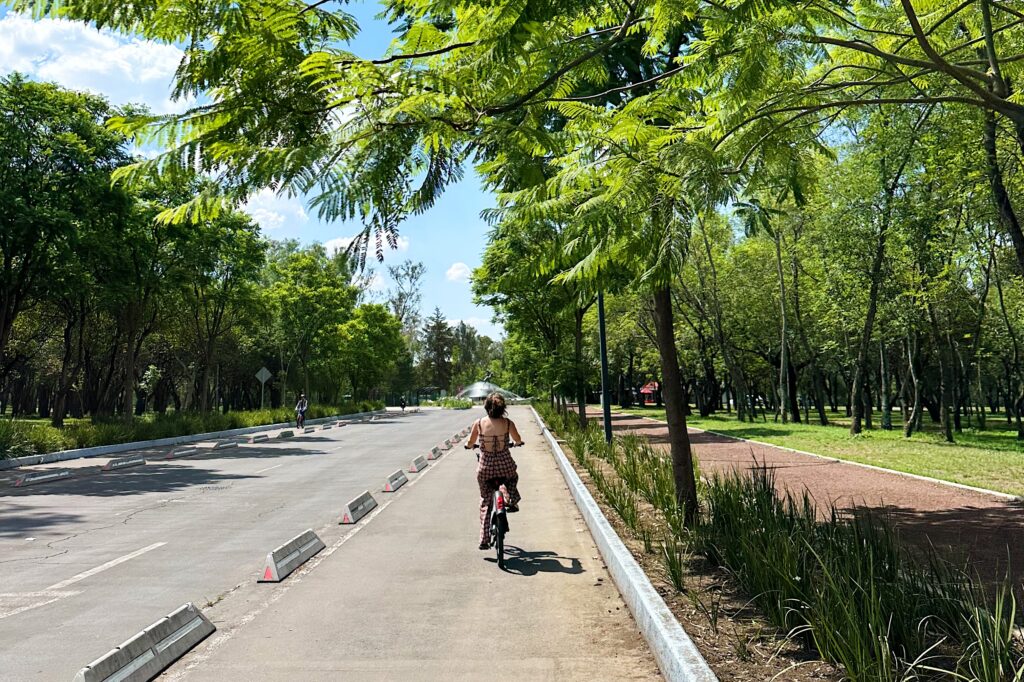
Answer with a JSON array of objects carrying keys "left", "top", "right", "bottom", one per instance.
[{"left": 591, "top": 410, "right": 1024, "bottom": 586}]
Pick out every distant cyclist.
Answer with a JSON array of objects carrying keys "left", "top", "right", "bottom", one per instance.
[
  {"left": 399, "top": 395, "right": 407, "bottom": 413},
  {"left": 295, "top": 393, "right": 308, "bottom": 428},
  {"left": 464, "top": 393, "right": 524, "bottom": 549}
]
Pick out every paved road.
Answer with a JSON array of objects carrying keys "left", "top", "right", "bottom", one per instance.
[
  {"left": 0, "top": 410, "right": 470, "bottom": 679},
  {"left": 0, "top": 408, "right": 661, "bottom": 681}
]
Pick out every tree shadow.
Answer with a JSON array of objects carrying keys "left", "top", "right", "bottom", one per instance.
[
  {"left": 0, "top": 462, "right": 259, "bottom": 499},
  {"left": 845, "top": 500, "right": 1024, "bottom": 589},
  {"left": 0, "top": 503, "right": 85, "bottom": 538},
  {"left": 486, "top": 545, "right": 585, "bottom": 576}
]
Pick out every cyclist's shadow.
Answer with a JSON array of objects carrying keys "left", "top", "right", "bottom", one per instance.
[{"left": 486, "top": 546, "right": 584, "bottom": 576}]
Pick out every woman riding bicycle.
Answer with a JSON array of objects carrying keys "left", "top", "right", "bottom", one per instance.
[{"left": 465, "top": 393, "right": 523, "bottom": 550}]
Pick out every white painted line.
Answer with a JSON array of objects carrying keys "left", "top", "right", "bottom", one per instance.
[
  {"left": 46, "top": 542, "right": 167, "bottom": 591},
  {"left": 254, "top": 464, "right": 283, "bottom": 474},
  {"left": 0, "top": 591, "right": 80, "bottom": 619}
]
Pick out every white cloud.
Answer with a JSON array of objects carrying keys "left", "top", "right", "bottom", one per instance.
[
  {"left": 325, "top": 233, "right": 409, "bottom": 258},
  {"left": 0, "top": 13, "right": 190, "bottom": 114},
  {"left": 446, "top": 262, "right": 472, "bottom": 283},
  {"left": 243, "top": 188, "right": 309, "bottom": 233},
  {"left": 324, "top": 235, "right": 357, "bottom": 255}
]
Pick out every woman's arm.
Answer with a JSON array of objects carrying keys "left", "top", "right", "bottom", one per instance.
[
  {"left": 465, "top": 419, "right": 480, "bottom": 449},
  {"left": 508, "top": 419, "right": 523, "bottom": 445}
]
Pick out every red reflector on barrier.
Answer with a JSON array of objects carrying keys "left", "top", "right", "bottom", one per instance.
[{"left": 263, "top": 566, "right": 273, "bottom": 581}]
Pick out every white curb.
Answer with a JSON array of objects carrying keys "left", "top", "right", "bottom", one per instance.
[
  {"left": 0, "top": 409, "right": 386, "bottom": 471},
  {"left": 531, "top": 407, "right": 718, "bottom": 682}
]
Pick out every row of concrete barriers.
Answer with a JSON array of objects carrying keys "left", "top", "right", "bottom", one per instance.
[
  {"left": 10, "top": 416, "right": 379, "bottom": 489},
  {"left": 72, "top": 420, "right": 475, "bottom": 682}
]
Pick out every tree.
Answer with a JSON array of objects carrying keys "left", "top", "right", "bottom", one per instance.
[
  {"left": 336, "top": 304, "right": 404, "bottom": 399},
  {"left": 386, "top": 260, "right": 426, "bottom": 338},
  {"left": 0, "top": 73, "right": 128, "bottom": 379},
  {"left": 418, "top": 308, "right": 455, "bottom": 391}
]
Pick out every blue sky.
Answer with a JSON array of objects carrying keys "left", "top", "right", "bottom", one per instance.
[{"left": 0, "top": 4, "right": 502, "bottom": 337}]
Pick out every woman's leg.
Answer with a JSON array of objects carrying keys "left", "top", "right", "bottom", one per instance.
[
  {"left": 506, "top": 472, "right": 521, "bottom": 506},
  {"left": 477, "top": 471, "right": 495, "bottom": 544}
]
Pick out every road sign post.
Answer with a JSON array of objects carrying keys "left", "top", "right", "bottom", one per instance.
[{"left": 256, "top": 366, "right": 272, "bottom": 410}]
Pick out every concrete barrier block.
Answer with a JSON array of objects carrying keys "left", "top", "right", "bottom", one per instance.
[
  {"left": 73, "top": 602, "right": 215, "bottom": 682},
  {"left": 165, "top": 447, "right": 198, "bottom": 460},
  {"left": 103, "top": 455, "right": 146, "bottom": 472},
  {"left": 321, "top": 423, "right": 333, "bottom": 430},
  {"left": 258, "top": 529, "right": 325, "bottom": 583},
  {"left": 278, "top": 430, "right": 294, "bottom": 439},
  {"left": 13, "top": 469, "right": 73, "bottom": 488},
  {"left": 339, "top": 490, "right": 377, "bottom": 524},
  {"left": 303, "top": 426, "right": 316, "bottom": 434},
  {"left": 213, "top": 440, "right": 238, "bottom": 450},
  {"left": 335, "top": 421, "right": 348, "bottom": 428},
  {"left": 427, "top": 447, "right": 443, "bottom": 461},
  {"left": 382, "top": 469, "right": 408, "bottom": 493},
  {"left": 408, "top": 456, "right": 428, "bottom": 473},
  {"left": 247, "top": 433, "right": 270, "bottom": 444}
]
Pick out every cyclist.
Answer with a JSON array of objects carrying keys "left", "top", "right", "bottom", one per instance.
[
  {"left": 464, "top": 393, "right": 523, "bottom": 550},
  {"left": 399, "top": 395, "right": 406, "bottom": 413},
  {"left": 295, "top": 393, "right": 308, "bottom": 428}
]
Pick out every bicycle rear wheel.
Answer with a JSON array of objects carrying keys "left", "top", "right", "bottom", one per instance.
[{"left": 495, "top": 525, "right": 504, "bottom": 569}]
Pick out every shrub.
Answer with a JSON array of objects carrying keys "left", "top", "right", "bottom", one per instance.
[
  {"left": 0, "top": 401, "right": 384, "bottom": 458},
  {"left": 423, "top": 398, "right": 473, "bottom": 409}
]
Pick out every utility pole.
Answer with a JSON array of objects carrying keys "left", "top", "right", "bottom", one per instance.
[{"left": 598, "top": 291, "right": 613, "bottom": 443}]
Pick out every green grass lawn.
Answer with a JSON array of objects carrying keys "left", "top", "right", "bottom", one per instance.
[{"left": 618, "top": 406, "right": 1024, "bottom": 497}]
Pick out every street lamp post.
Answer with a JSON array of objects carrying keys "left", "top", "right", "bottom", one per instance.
[{"left": 598, "top": 290, "right": 613, "bottom": 443}]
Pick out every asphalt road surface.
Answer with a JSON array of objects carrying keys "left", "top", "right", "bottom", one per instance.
[{"left": 0, "top": 407, "right": 659, "bottom": 681}]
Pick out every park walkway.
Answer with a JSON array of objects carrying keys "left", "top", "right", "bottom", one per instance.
[
  {"left": 591, "top": 411, "right": 1024, "bottom": 587},
  {"left": 167, "top": 407, "right": 661, "bottom": 681}
]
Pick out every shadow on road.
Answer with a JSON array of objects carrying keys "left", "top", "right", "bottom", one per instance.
[
  {"left": 0, "top": 503, "right": 85, "bottom": 539},
  {"left": 0, "top": 462, "right": 260, "bottom": 500},
  {"left": 488, "top": 546, "right": 585, "bottom": 577}
]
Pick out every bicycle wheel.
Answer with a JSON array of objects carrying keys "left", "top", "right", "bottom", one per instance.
[{"left": 495, "top": 524, "right": 504, "bottom": 569}]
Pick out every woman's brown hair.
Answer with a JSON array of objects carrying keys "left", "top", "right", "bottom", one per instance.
[{"left": 484, "top": 393, "right": 507, "bottom": 419}]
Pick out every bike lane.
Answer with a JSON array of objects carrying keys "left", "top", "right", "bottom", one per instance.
[{"left": 169, "top": 406, "right": 661, "bottom": 681}]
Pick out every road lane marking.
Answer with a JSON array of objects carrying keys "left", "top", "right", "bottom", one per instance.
[
  {"left": 0, "top": 591, "right": 80, "bottom": 619},
  {"left": 254, "top": 464, "right": 283, "bottom": 474},
  {"left": 45, "top": 542, "right": 167, "bottom": 591}
]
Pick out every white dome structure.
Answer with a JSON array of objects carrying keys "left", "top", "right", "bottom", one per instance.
[{"left": 455, "top": 381, "right": 526, "bottom": 403}]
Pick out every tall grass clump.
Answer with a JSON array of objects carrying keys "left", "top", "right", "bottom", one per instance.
[
  {"left": 542, "top": 406, "right": 1024, "bottom": 682},
  {"left": 697, "top": 464, "right": 1024, "bottom": 680}
]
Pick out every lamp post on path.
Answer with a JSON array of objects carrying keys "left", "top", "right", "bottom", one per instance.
[{"left": 598, "top": 291, "right": 613, "bottom": 443}]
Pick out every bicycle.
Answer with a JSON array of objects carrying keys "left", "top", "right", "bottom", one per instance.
[
  {"left": 295, "top": 410, "right": 306, "bottom": 429},
  {"left": 469, "top": 442, "right": 523, "bottom": 570}
]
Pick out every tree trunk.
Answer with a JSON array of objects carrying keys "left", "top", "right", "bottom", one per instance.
[
  {"left": 851, "top": 221, "right": 887, "bottom": 434},
  {"left": 652, "top": 286, "right": 698, "bottom": 525},
  {"left": 574, "top": 308, "right": 588, "bottom": 429},
  {"left": 927, "top": 302, "right": 955, "bottom": 443},
  {"left": 880, "top": 341, "right": 892, "bottom": 430}
]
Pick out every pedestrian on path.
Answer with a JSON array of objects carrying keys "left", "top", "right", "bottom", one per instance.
[{"left": 465, "top": 393, "right": 523, "bottom": 549}]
